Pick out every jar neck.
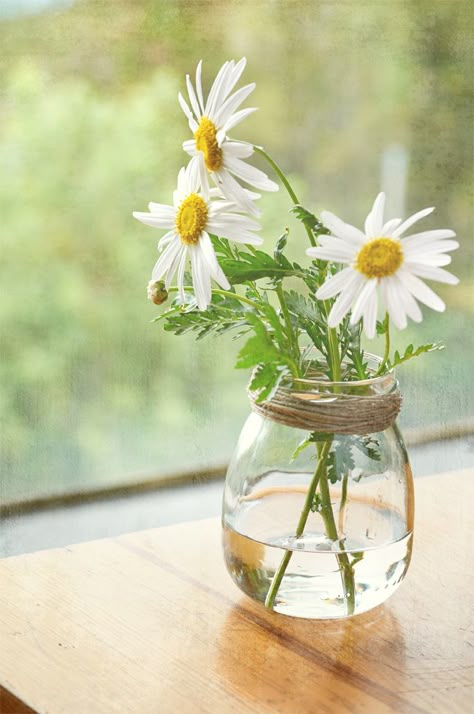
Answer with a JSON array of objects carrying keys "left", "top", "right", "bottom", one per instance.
[{"left": 286, "top": 353, "right": 397, "bottom": 398}]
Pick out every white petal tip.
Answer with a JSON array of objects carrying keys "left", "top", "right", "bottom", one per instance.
[{"left": 327, "top": 315, "right": 341, "bottom": 329}]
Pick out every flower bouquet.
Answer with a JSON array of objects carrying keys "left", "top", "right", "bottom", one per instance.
[{"left": 134, "top": 59, "right": 458, "bottom": 619}]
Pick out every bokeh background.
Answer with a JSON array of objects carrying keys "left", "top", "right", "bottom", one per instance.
[{"left": 1, "top": 0, "right": 473, "bottom": 504}]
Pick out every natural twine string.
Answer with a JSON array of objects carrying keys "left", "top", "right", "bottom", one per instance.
[{"left": 248, "top": 373, "right": 402, "bottom": 435}]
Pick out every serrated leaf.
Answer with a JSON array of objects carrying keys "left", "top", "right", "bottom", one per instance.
[
  {"left": 235, "top": 313, "right": 295, "bottom": 402},
  {"left": 161, "top": 293, "right": 250, "bottom": 340},
  {"left": 290, "top": 205, "right": 329, "bottom": 237},
  {"left": 219, "top": 249, "right": 301, "bottom": 284},
  {"left": 388, "top": 341, "right": 444, "bottom": 369},
  {"left": 274, "top": 231, "right": 288, "bottom": 263}
]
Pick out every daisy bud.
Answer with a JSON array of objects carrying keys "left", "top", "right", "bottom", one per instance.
[{"left": 147, "top": 280, "right": 168, "bottom": 305}]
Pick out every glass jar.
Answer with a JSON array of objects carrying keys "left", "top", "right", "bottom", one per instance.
[{"left": 222, "top": 359, "right": 414, "bottom": 619}]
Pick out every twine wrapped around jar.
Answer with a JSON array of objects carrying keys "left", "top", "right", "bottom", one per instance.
[{"left": 248, "top": 366, "right": 402, "bottom": 435}]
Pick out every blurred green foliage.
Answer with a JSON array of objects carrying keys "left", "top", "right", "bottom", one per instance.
[{"left": 0, "top": 0, "right": 472, "bottom": 502}]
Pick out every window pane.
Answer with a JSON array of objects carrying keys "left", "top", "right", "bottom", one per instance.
[{"left": 1, "top": 0, "right": 472, "bottom": 504}]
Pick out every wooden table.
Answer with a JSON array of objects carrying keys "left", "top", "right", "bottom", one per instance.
[{"left": 0, "top": 468, "right": 473, "bottom": 714}]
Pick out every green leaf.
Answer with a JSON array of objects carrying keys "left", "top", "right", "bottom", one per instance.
[
  {"left": 284, "top": 289, "right": 327, "bottom": 355},
  {"left": 219, "top": 249, "right": 301, "bottom": 285},
  {"left": 292, "top": 436, "right": 312, "bottom": 461},
  {"left": 160, "top": 293, "right": 250, "bottom": 340},
  {"left": 388, "top": 341, "right": 444, "bottom": 368},
  {"left": 274, "top": 230, "right": 288, "bottom": 263},
  {"left": 349, "top": 435, "right": 381, "bottom": 462},
  {"left": 290, "top": 204, "right": 329, "bottom": 238},
  {"left": 210, "top": 235, "right": 237, "bottom": 260},
  {"left": 249, "top": 362, "right": 289, "bottom": 402},
  {"left": 235, "top": 314, "right": 281, "bottom": 369},
  {"left": 235, "top": 313, "right": 295, "bottom": 403}
]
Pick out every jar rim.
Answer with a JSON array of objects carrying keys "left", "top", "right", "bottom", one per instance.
[{"left": 284, "top": 353, "right": 396, "bottom": 394}]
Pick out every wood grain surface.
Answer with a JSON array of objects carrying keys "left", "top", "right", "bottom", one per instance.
[{"left": 0, "top": 468, "right": 473, "bottom": 714}]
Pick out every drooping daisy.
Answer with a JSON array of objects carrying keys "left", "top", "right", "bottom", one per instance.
[
  {"left": 133, "top": 156, "right": 262, "bottom": 310},
  {"left": 178, "top": 58, "right": 278, "bottom": 216},
  {"left": 307, "top": 192, "right": 459, "bottom": 338}
]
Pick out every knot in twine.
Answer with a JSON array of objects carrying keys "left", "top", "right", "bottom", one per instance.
[{"left": 248, "top": 372, "right": 402, "bottom": 435}]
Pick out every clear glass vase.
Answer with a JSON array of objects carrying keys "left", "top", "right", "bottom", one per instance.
[{"left": 222, "top": 361, "right": 414, "bottom": 619}]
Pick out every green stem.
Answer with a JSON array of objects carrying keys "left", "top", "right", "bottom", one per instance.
[
  {"left": 327, "top": 325, "right": 342, "bottom": 382},
  {"left": 264, "top": 439, "right": 332, "bottom": 609},
  {"left": 275, "top": 282, "right": 299, "bottom": 365},
  {"left": 254, "top": 145, "right": 341, "bottom": 378},
  {"left": 253, "top": 145, "right": 316, "bottom": 248},
  {"left": 253, "top": 145, "right": 300, "bottom": 205},
  {"left": 338, "top": 472, "right": 349, "bottom": 534},
  {"left": 256, "top": 146, "right": 349, "bottom": 612},
  {"left": 318, "top": 469, "right": 356, "bottom": 616},
  {"left": 375, "top": 312, "right": 390, "bottom": 376}
]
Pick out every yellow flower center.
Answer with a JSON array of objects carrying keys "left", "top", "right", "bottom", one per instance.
[
  {"left": 194, "top": 117, "right": 223, "bottom": 171},
  {"left": 356, "top": 238, "right": 404, "bottom": 279},
  {"left": 175, "top": 193, "right": 208, "bottom": 245}
]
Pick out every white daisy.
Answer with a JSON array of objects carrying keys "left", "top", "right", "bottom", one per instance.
[
  {"left": 133, "top": 156, "right": 262, "bottom": 310},
  {"left": 307, "top": 192, "right": 459, "bottom": 338},
  {"left": 178, "top": 58, "right": 278, "bottom": 216}
]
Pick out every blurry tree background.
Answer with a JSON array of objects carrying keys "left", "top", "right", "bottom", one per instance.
[{"left": 1, "top": 0, "right": 472, "bottom": 502}]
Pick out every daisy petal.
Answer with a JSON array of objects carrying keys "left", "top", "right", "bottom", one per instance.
[
  {"left": 398, "top": 270, "right": 446, "bottom": 312},
  {"left": 133, "top": 212, "right": 175, "bottom": 230},
  {"left": 405, "top": 254, "right": 452, "bottom": 267},
  {"left": 392, "top": 274, "right": 423, "bottom": 323},
  {"left": 365, "top": 192, "right": 385, "bottom": 238},
  {"left": 151, "top": 237, "right": 181, "bottom": 281},
  {"left": 177, "top": 247, "right": 187, "bottom": 304},
  {"left": 195, "top": 60, "right": 204, "bottom": 114},
  {"left": 200, "top": 232, "right": 231, "bottom": 290},
  {"left": 222, "top": 107, "right": 258, "bottom": 133},
  {"left": 186, "top": 155, "right": 202, "bottom": 194},
  {"left": 315, "top": 267, "right": 354, "bottom": 300},
  {"left": 222, "top": 140, "right": 254, "bottom": 158},
  {"left": 186, "top": 74, "right": 202, "bottom": 120},
  {"left": 190, "top": 243, "right": 211, "bottom": 310},
  {"left": 157, "top": 230, "right": 176, "bottom": 250},
  {"left": 165, "top": 244, "right": 184, "bottom": 289},
  {"left": 205, "top": 61, "right": 230, "bottom": 116},
  {"left": 182, "top": 139, "right": 197, "bottom": 156},
  {"left": 408, "top": 264, "right": 459, "bottom": 285},
  {"left": 381, "top": 218, "right": 402, "bottom": 236},
  {"left": 147, "top": 203, "right": 176, "bottom": 217},
  {"left": 349, "top": 279, "right": 377, "bottom": 325},
  {"left": 312, "top": 236, "right": 358, "bottom": 260},
  {"left": 227, "top": 57, "right": 247, "bottom": 96},
  {"left": 320, "top": 211, "right": 366, "bottom": 244},
  {"left": 362, "top": 290, "right": 378, "bottom": 339},
  {"left": 402, "top": 238, "right": 459, "bottom": 256},
  {"left": 214, "top": 169, "right": 261, "bottom": 216},
  {"left": 224, "top": 155, "right": 278, "bottom": 191},
  {"left": 327, "top": 272, "right": 363, "bottom": 327},
  {"left": 381, "top": 276, "right": 407, "bottom": 330},
  {"left": 307, "top": 247, "right": 353, "bottom": 263},
  {"left": 392, "top": 207, "right": 435, "bottom": 237},
  {"left": 212, "top": 58, "right": 248, "bottom": 116},
  {"left": 400, "top": 229, "right": 456, "bottom": 247},
  {"left": 214, "top": 83, "right": 256, "bottom": 128},
  {"left": 207, "top": 213, "right": 260, "bottom": 231},
  {"left": 178, "top": 93, "right": 198, "bottom": 131}
]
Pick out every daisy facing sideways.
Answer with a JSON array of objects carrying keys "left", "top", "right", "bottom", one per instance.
[
  {"left": 179, "top": 58, "right": 278, "bottom": 216},
  {"left": 307, "top": 192, "right": 459, "bottom": 338},
  {"left": 133, "top": 156, "right": 262, "bottom": 310}
]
